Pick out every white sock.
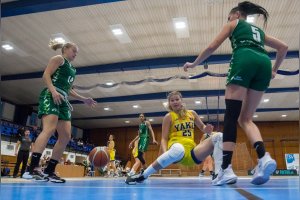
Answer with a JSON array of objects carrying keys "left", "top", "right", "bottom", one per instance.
[{"left": 143, "top": 165, "right": 156, "bottom": 178}]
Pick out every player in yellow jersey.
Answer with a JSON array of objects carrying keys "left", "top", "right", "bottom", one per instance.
[
  {"left": 126, "top": 91, "right": 223, "bottom": 184},
  {"left": 107, "top": 134, "right": 118, "bottom": 177}
]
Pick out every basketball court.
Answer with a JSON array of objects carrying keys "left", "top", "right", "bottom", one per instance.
[
  {"left": 1, "top": 177, "right": 299, "bottom": 200},
  {"left": 1, "top": 0, "right": 299, "bottom": 199}
]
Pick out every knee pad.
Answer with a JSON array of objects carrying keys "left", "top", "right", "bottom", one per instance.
[
  {"left": 223, "top": 99, "right": 242, "bottom": 143},
  {"left": 157, "top": 143, "right": 185, "bottom": 168}
]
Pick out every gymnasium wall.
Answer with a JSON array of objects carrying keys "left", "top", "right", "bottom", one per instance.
[{"left": 88, "top": 121, "right": 298, "bottom": 175}]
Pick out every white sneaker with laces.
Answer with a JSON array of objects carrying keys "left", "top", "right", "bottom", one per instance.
[
  {"left": 22, "top": 170, "right": 49, "bottom": 182},
  {"left": 22, "top": 172, "right": 33, "bottom": 179},
  {"left": 250, "top": 152, "right": 276, "bottom": 185},
  {"left": 212, "top": 164, "right": 237, "bottom": 186}
]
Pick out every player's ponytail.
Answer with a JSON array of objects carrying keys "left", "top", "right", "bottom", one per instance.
[
  {"left": 230, "top": 1, "right": 269, "bottom": 27},
  {"left": 49, "top": 39, "right": 77, "bottom": 54}
]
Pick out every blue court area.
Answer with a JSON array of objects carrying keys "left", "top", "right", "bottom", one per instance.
[{"left": 1, "top": 177, "right": 299, "bottom": 200}]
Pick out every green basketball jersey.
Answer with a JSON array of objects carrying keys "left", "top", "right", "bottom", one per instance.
[
  {"left": 51, "top": 57, "right": 76, "bottom": 94},
  {"left": 230, "top": 19, "right": 267, "bottom": 54},
  {"left": 139, "top": 122, "right": 149, "bottom": 138}
]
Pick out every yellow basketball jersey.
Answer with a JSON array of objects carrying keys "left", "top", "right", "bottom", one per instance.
[
  {"left": 132, "top": 147, "right": 138, "bottom": 158},
  {"left": 167, "top": 110, "right": 196, "bottom": 151},
  {"left": 109, "top": 149, "right": 116, "bottom": 161}
]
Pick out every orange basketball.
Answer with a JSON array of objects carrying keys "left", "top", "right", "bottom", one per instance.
[{"left": 88, "top": 146, "right": 110, "bottom": 168}]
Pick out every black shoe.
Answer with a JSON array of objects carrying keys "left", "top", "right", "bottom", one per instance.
[
  {"left": 13, "top": 175, "right": 18, "bottom": 178},
  {"left": 48, "top": 173, "right": 66, "bottom": 183},
  {"left": 136, "top": 174, "right": 146, "bottom": 183},
  {"left": 125, "top": 175, "right": 137, "bottom": 185},
  {"left": 212, "top": 173, "right": 218, "bottom": 181},
  {"left": 125, "top": 173, "right": 146, "bottom": 185}
]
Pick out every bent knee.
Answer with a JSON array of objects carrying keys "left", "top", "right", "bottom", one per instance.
[{"left": 169, "top": 143, "right": 185, "bottom": 159}]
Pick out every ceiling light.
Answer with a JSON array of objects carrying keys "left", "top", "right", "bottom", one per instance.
[
  {"left": 149, "top": 119, "right": 154, "bottom": 122},
  {"left": 195, "top": 100, "right": 201, "bottom": 104},
  {"left": 175, "top": 21, "right": 186, "bottom": 29},
  {"left": 112, "top": 28, "right": 123, "bottom": 36},
  {"left": 263, "top": 99, "right": 269, "bottom": 103},
  {"left": 200, "top": 116, "right": 204, "bottom": 119},
  {"left": 132, "top": 105, "right": 139, "bottom": 109},
  {"left": 253, "top": 115, "right": 258, "bottom": 118},
  {"left": 104, "top": 107, "right": 110, "bottom": 111},
  {"left": 54, "top": 37, "right": 65, "bottom": 43},
  {"left": 281, "top": 114, "right": 287, "bottom": 118},
  {"left": 172, "top": 17, "right": 189, "bottom": 38},
  {"left": 125, "top": 120, "right": 130, "bottom": 124},
  {"left": 109, "top": 24, "right": 132, "bottom": 43},
  {"left": 2, "top": 44, "right": 13, "bottom": 51},
  {"left": 105, "top": 81, "right": 114, "bottom": 86}
]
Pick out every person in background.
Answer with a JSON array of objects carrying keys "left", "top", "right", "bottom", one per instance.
[{"left": 13, "top": 129, "right": 33, "bottom": 178}]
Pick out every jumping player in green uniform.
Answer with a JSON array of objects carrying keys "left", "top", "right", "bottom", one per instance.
[
  {"left": 23, "top": 41, "right": 96, "bottom": 183},
  {"left": 184, "top": 1, "right": 288, "bottom": 186},
  {"left": 128, "top": 114, "right": 158, "bottom": 176}
]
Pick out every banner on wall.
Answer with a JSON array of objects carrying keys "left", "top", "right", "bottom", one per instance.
[{"left": 285, "top": 153, "right": 299, "bottom": 174}]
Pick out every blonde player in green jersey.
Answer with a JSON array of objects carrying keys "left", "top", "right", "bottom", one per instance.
[
  {"left": 23, "top": 41, "right": 96, "bottom": 183},
  {"left": 184, "top": 1, "right": 288, "bottom": 185}
]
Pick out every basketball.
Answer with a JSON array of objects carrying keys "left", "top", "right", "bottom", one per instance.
[{"left": 88, "top": 146, "right": 110, "bottom": 168}]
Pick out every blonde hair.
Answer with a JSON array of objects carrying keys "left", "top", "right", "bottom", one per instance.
[
  {"left": 48, "top": 39, "right": 77, "bottom": 54},
  {"left": 167, "top": 91, "right": 187, "bottom": 119}
]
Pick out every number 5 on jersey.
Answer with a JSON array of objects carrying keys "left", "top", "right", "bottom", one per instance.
[{"left": 251, "top": 26, "right": 261, "bottom": 42}]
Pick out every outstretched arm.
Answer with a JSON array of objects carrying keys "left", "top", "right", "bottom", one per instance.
[
  {"left": 69, "top": 89, "right": 97, "bottom": 108},
  {"left": 129, "top": 134, "right": 140, "bottom": 149},
  {"left": 146, "top": 121, "right": 158, "bottom": 145},
  {"left": 184, "top": 20, "right": 235, "bottom": 71}
]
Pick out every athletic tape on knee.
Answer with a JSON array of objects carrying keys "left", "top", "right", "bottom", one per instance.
[
  {"left": 157, "top": 143, "right": 185, "bottom": 168},
  {"left": 223, "top": 99, "right": 242, "bottom": 143}
]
